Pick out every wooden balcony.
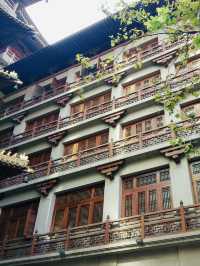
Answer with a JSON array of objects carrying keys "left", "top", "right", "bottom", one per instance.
[
  {"left": 0, "top": 40, "right": 185, "bottom": 120},
  {"left": 0, "top": 63, "right": 199, "bottom": 149},
  {"left": 0, "top": 202, "right": 200, "bottom": 260},
  {"left": 0, "top": 85, "right": 68, "bottom": 118},
  {"left": 1, "top": 113, "right": 200, "bottom": 190},
  {"left": 0, "top": 124, "right": 179, "bottom": 189}
]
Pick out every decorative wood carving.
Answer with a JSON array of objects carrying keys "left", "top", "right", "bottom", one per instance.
[
  {"left": 47, "top": 132, "right": 65, "bottom": 146},
  {"left": 160, "top": 145, "right": 186, "bottom": 163},
  {"left": 55, "top": 93, "right": 73, "bottom": 107},
  {"left": 102, "top": 110, "right": 126, "bottom": 127},
  {"left": 97, "top": 160, "right": 124, "bottom": 180},
  {"left": 153, "top": 51, "right": 176, "bottom": 67},
  {"left": 104, "top": 71, "right": 126, "bottom": 87},
  {"left": 36, "top": 179, "right": 57, "bottom": 196},
  {"left": 11, "top": 112, "right": 26, "bottom": 124}
]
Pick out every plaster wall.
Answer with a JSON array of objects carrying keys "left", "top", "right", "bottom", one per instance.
[{"left": 33, "top": 246, "right": 200, "bottom": 266}]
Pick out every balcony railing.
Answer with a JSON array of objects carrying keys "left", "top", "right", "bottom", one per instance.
[
  {"left": 0, "top": 85, "right": 68, "bottom": 118},
  {"left": 0, "top": 122, "right": 187, "bottom": 189},
  {"left": 0, "top": 203, "right": 200, "bottom": 260},
  {"left": 0, "top": 40, "right": 185, "bottom": 119},
  {"left": 1, "top": 65, "right": 199, "bottom": 149},
  {"left": 1, "top": 114, "right": 200, "bottom": 190}
]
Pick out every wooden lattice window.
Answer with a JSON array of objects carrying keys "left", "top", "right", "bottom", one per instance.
[
  {"left": 182, "top": 102, "right": 200, "bottom": 118},
  {"left": 190, "top": 161, "right": 200, "bottom": 203},
  {"left": 176, "top": 56, "right": 200, "bottom": 73},
  {"left": 123, "top": 47, "right": 137, "bottom": 61},
  {"left": 122, "top": 168, "right": 171, "bottom": 217},
  {"left": 64, "top": 131, "right": 109, "bottom": 158},
  {"left": 28, "top": 149, "right": 51, "bottom": 168},
  {"left": 52, "top": 184, "right": 104, "bottom": 231},
  {"left": 70, "top": 92, "right": 111, "bottom": 115},
  {"left": 122, "top": 114, "right": 164, "bottom": 138},
  {"left": 0, "top": 201, "right": 39, "bottom": 240},
  {"left": 26, "top": 112, "right": 59, "bottom": 132},
  {"left": 0, "top": 127, "right": 13, "bottom": 144},
  {"left": 140, "top": 39, "right": 159, "bottom": 54},
  {"left": 52, "top": 77, "right": 67, "bottom": 89},
  {"left": 123, "top": 72, "right": 161, "bottom": 96}
]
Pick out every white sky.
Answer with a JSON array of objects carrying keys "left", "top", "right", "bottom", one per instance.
[{"left": 26, "top": 0, "right": 126, "bottom": 44}]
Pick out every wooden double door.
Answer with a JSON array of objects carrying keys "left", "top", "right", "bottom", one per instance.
[
  {"left": 122, "top": 169, "right": 171, "bottom": 217},
  {"left": 70, "top": 92, "right": 111, "bottom": 116},
  {"left": 64, "top": 131, "right": 109, "bottom": 160},
  {"left": 0, "top": 201, "right": 38, "bottom": 240},
  {"left": 52, "top": 184, "right": 104, "bottom": 231}
]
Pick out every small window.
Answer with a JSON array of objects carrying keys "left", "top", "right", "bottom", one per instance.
[
  {"left": 125, "top": 195, "right": 132, "bottom": 217},
  {"left": 145, "top": 120, "right": 152, "bottom": 131}
]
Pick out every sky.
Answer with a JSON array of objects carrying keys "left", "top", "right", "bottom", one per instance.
[{"left": 26, "top": 0, "right": 127, "bottom": 44}]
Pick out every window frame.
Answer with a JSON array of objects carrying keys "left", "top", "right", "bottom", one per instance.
[
  {"left": 51, "top": 184, "right": 104, "bottom": 232},
  {"left": 121, "top": 168, "right": 172, "bottom": 217}
]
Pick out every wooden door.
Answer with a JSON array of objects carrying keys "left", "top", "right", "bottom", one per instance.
[
  {"left": 52, "top": 184, "right": 104, "bottom": 231},
  {"left": 122, "top": 169, "right": 171, "bottom": 217},
  {"left": 123, "top": 115, "right": 164, "bottom": 138}
]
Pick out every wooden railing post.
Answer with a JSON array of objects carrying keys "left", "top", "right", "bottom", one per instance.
[
  {"left": 112, "top": 97, "right": 116, "bottom": 110},
  {"left": 104, "top": 215, "right": 110, "bottom": 244},
  {"left": 179, "top": 201, "right": 187, "bottom": 232},
  {"left": 47, "top": 160, "right": 52, "bottom": 175},
  {"left": 140, "top": 214, "right": 145, "bottom": 240},
  {"left": 77, "top": 153, "right": 81, "bottom": 167},
  {"left": 64, "top": 228, "right": 70, "bottom": 250},
  {"left": 109, "top": 139, "right": 114, "bottom": 158},
  {"left": 1, "top": 235, "right": 7, "bottom": 258},
  {"left": 31, "top": 233, "right": 37, "bottom": 256}
]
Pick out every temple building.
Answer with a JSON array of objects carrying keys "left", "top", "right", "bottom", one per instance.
[
  {"left": 0, "top": 0, "right": 46, "bottom": 67},
  {"left": 0, "top": 13, "right": 200, "bottom": 266}
]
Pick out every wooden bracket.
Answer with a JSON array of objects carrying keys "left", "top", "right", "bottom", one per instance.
[
  {"left": 97, "top": 160, "right": 124, "bottom": 180},
  {"left": 47, "top": 132, "right": 65, "bottom": 146},
  {"left": 11, "top": 112, "right": 26, "bottom": 124},
  {"left": 104, "top": 71, "right": 127, "bottom": 87},
  {"left": 153, "top": 51, "right": 176, "bottom": 67},
  {"left": 36, "top": 179, "right": 57, "bottom": 197},
  {"left": 160, "top": 145, "right": 186, "bottom": 163},
  {"left": 102, "top": 110, "right": 126, "bottom": 127},
  {"left": 55, "top": 93, "right": 73, "bottom": 107}
]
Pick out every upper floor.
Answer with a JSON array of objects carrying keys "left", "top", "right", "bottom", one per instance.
[{"left": 0, "top": 36, "right": 200, "bottom": 193}]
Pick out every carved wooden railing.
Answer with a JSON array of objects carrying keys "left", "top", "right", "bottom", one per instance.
[
  {"left": 0, "top": 40, "right": 185, "bottom": 119},
  {"left": 59, "top": 100, "right": 113, "bottom": 128},
  {"left": 1, "top": 203, "right": 200, "bottom": 260},
  {"left": 1, "top": 102, "right": 200, "bottom": 189},
  {"left": 0, "top": 125, "right": 173, "bottom": 189},
  {"left": 0, "top": 85, "right": 68, "bottom": 118},
  {"left": 1, "top": 64, "right": 199, "bottom": 150},
  {"left": 10, "top": 120, "right": 58, "bottom": 145}
]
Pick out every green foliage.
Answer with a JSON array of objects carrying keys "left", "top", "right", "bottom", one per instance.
[
  {"left": 76, "top": 54, "right": 91, "bottom": 69},
  {"left": 75, "top": 0, "right": 200, "bottom": 156}
]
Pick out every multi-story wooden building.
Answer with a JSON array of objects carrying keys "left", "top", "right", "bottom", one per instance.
[{"left": 1, "top": 16, "right": 200, "bottom": 266}]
